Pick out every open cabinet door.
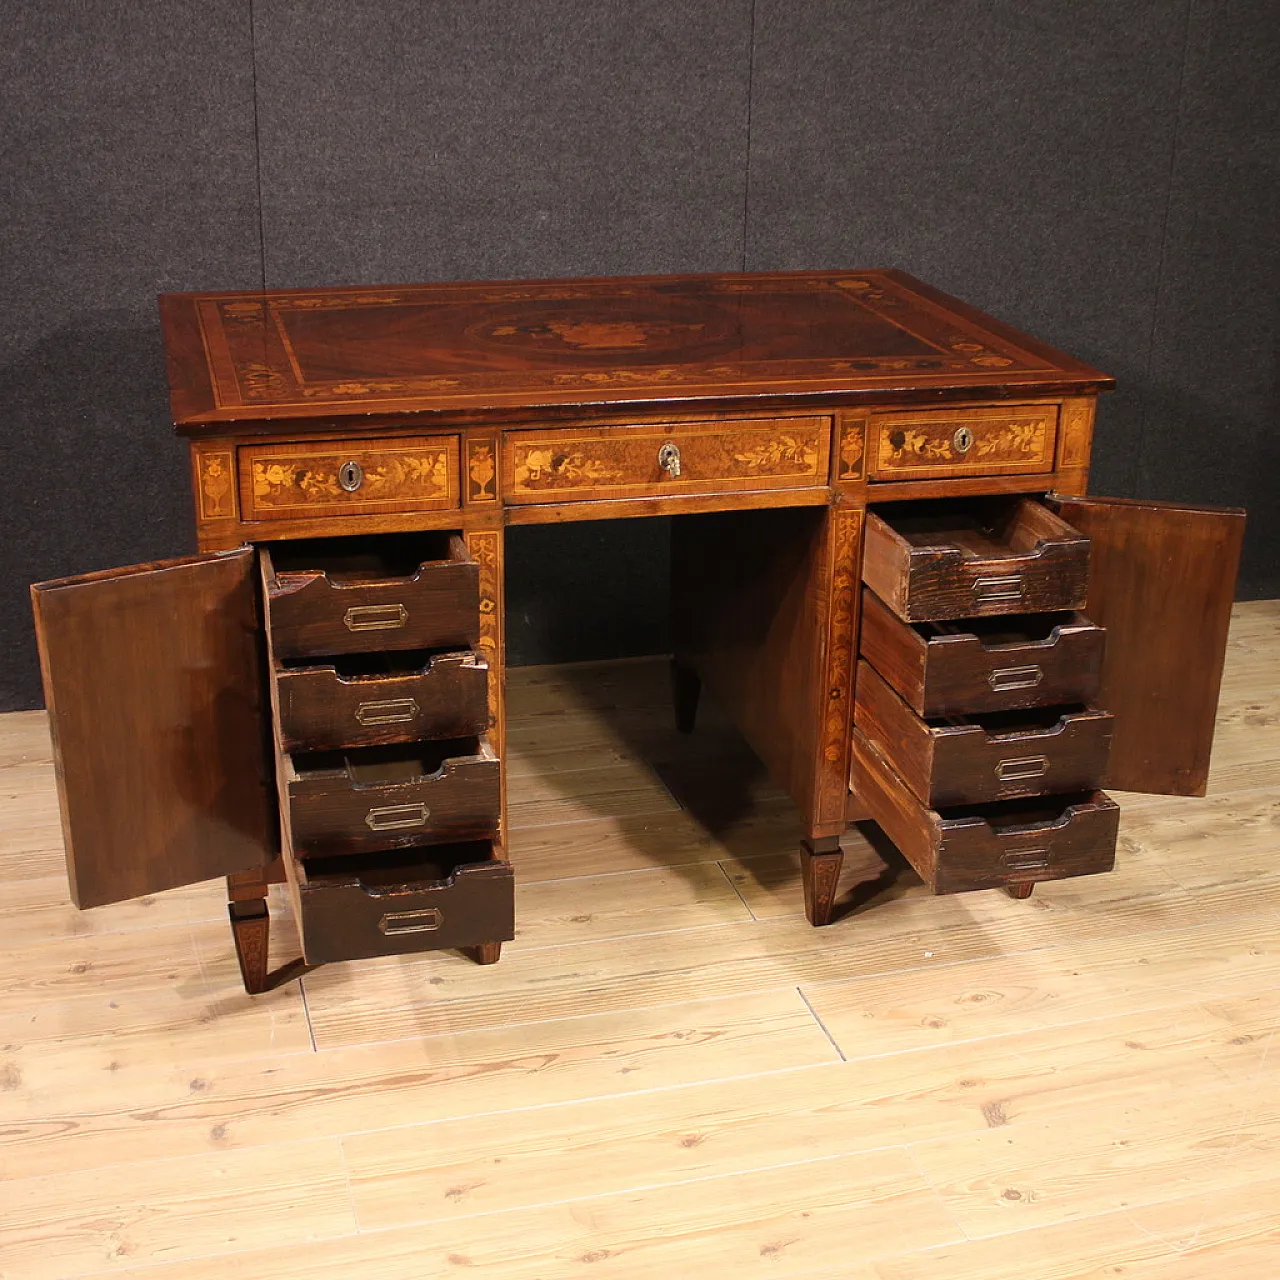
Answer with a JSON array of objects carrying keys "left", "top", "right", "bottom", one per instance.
[
  {"left": 1048, "top": 495, "right": 1245, "bottom": 796},
  {"left": 31, "top": 548, "right": 276, "bottom": 908}
]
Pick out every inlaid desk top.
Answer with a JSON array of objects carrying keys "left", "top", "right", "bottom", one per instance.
[{"left": 159, "top": 270, "right": 1112, "bottom": 431}]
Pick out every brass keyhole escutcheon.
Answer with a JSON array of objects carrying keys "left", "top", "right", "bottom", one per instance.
[
  {"left": 952, "top": 427, "right": 974, "bottom": 454},
  {"left": 339, "top": 460, "right": 364, "bottom": 491},
  {"left": 658, "top": 441, "right": 682, "bottom": 478}
]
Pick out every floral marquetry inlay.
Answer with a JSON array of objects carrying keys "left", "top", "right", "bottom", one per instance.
[
  {"left": 870, "top": 407, "right": 1058, "bottom": 480},
  {"left": 504, "top": 418, "right": 830, "bottom": 504},
  {"left": 240, "top": 436, "right": 459, "bottom": 520}
]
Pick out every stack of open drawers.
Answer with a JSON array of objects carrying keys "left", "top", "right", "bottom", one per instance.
[
  {"left": 851, "top": 496, "right": 1121, "bottom": 898},
  {"left": 260, "top": 532, "right": 513, "bottom": 964}
]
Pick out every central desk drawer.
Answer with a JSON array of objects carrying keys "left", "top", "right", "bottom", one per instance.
[
  {"left": 287, "top": 737, "right": 500, "bottom": 856},
  {"left": 502, "top": 417, "right": 830, "bottom": 504}
]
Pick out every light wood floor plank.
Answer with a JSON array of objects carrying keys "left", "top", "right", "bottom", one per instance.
[
  {"left": 104, "top": 1148, "right": 958, "bottom": 1280},
  {"left": 0, "top": 600, "right": 1275, "bottom": 1278},
  {"left": 0, "top": 1138, "right": 354, "bottom": 1278},
  {"left": 0, "top": 990, "right": 833, "bottom": 1180}
]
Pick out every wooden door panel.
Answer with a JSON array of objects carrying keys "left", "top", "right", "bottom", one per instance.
[
  {"left": 31, "top": 548, "right": 276, "bottom": 908},
  {"left": 1048, "top": 495, "right": 1245, "bottom": 796}
]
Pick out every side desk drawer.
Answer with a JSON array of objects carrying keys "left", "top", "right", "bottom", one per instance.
[
  {"left": 295, "top": 842, "right": 514, "bottom": 964},
  {"left": 869, "top": 405, "right": 1058, "bottom": 481},
  {"left": 859, "top": 589, "right": 1105, "bottom": 717},
  {"left": 262, "top": 533, "right": 479, "bottom": 659},
  {"left": 851, "top": 730, "right": 1119, "bottom": 895},
  {"left": 863, "top": 497, "right": 1089, "bottom": 622},
  {"left": 240, "top": 436, "right": 460, "bottom": 521},
  {"left": 502, "top": 416, "right": 830, "bottom": 504},
  {"left": 854, "top": 660, "right": 1112, "bottom": 807},
  {"left": 276, "top": 650, "right": 490, "bottom": 751},
  {"left": 287, "top": 737, "right": 501, "bottom": 857}
]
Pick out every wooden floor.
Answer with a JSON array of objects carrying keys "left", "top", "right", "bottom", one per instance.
[{"left": 1, "top": 600, "right": 1278, "bottom": 1278}]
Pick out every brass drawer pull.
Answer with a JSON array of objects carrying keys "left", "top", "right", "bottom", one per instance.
[
  {"left": 989, "top": 664, "right": 1044, "bottom": 692},
  {"left": 364, "top": 803, "right": 431, "bottom": 831},
  {"left": 973, "top": 575, "right": 1024, "bottom": 603},
  {"left": 658, "top": 441, "right": 682, "bottom": 478},
  {"left": 344, "top": 603, "right": 408, "bottom": 632},
  {"left": 338, "top": 460, "right": 364, "bottom": 492},
  {"left": 355, "top": 697, "right": 420, "bottom": 726},
  {"left": 996, "top": 755, "right": 1050, "bottom": 782},
  {"left": 378, "top": 908, "right": 442, "bottom": 936},
  {"left": 1002, "top": 846, "right": 1051, "bottom": 872}
]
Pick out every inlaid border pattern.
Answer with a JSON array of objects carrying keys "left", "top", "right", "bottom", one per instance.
[{"left": 817, "top": 506, "right": 863, "bottom": 826}]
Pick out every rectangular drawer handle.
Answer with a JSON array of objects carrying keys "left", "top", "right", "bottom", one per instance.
[
  {"left": 344, "top": 603, "right": 408, "bottom": 632},
  {"left": 355, "top": 697, "right": 420, "bottom": 726},
  {"left": 973, "top": 575, "right": 1024, "bottom": 603},
  {"left": 1002, "top": 847, "right": 1051, "bottom": 871},
  {"left": 378, "top": 908, "right": 443, "bottom": 936},
  {"left": 364, "top": 803, "right": 430, "bottom": 831},
  {"left": 989, "top": 664, "right": 1043, "bottom": 692},
  {"left": 996, "top": 755, "right": 1050, "bottom": 782}
]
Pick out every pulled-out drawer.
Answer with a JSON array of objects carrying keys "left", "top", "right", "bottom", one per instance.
[
  {"left": 851, "top": 729, "right": 1118, "bottom": 895},
  {"left": 287, "top": 736, "right": 500, "bottom": 856},
  {"left": 858, "top": 588, "right": 1105, "bottom": 717},
  {"left": 294, "top": 841, "right": 513, "bottom": 964},
  {"left": 276, "top": 650, "right": 489, "bottom": 751},
  {"left": 262, "top": 532, "right": 479, "bottom": 659},
  {"left": 862, "top": 497, "right": 1090, "bottom": 622},
  {"left": 854, "top": 660, "right": 1112, "bottom": 807},
  {"left": 503, "top": 416, "right": 830, "bottom": 504},
  {"left": 868, "top": 404, "right": 1058, "bottom": 481}
]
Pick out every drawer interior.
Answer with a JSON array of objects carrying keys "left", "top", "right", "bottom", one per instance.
[
  {"left": 911, "top": 610, "right": 1090, "bottom": 649},
  {"left": 266, "top": 530, "right": 471, "bottom": 586},
  {"left": 299, "top": 840, "right": 497, "bottom": 891},
  {"left": 936, "top": 789, "right": 1113, "bottom": 831},
  {"left": 290, "top": 736, "right": 495, "bottom": 786},
  {"left": 277, "top": 647, "right": 483, "bottom": 679},
  {"left": 871, "top": 496, "right": 1081, "bottom": 559}
]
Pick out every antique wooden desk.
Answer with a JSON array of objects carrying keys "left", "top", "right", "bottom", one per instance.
[{"left": 31, "top": 271, "right": 1245, "bottom": 993}]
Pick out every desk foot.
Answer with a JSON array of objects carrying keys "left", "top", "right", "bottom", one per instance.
[
  {"left": 471, "top": 942, "right": 503, "bottom": 965},
  {"left": 670, "top": 659, "right": 702, "bottom": 734},
  {"left": 229, "top": 900, "right": 270, "bottom": 994},
  {"left": 1006, "top": 882, "right": 1036, "bottom": 900},
  {"left": 801, "top": 837, "right": 843, "bottom": 926}
]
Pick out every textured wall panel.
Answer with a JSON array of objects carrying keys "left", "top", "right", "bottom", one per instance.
[
  {"left": 745, "top": 0, "right": 1186, "bottom": 499},
  {"left": 0, "top": 2, "right": 261, "bottom": 710},
  {"left": 1139, "top": 0, "right": 1279, "bottom": 596}
]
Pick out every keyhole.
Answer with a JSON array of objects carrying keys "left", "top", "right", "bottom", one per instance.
[
  {"left": 339, "top": 460, "right": 364, "bottom": 491},
  {"left": 953, "top": 427, "right": 974, "bottom": 454}
]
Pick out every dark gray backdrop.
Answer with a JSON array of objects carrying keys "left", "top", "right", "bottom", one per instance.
[{"left": 3, "top": 0, "right": 1277, "bottom": 711}]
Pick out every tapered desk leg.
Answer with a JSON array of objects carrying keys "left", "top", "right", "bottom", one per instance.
[
  {"left": 471, "top": 942, "right": 503, "bottom": 965},
  {"left": 801, "top": 836, "right": 844, "bottom": 926},
  {"left": 227, "top": 867, "right": 273, "bottom": 994},
  {"left": 670, "top": 658, "right": 702, "bottom": 734},
  {"left": 1006, "top": 882, "right": 1036, "bottom": 900}
]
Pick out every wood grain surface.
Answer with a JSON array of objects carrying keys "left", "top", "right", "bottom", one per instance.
[
  {"left": 159, "top": 271, "right": 1112, "bottom": 430},
  {"left": 0, "top": 598, "right": 1276, "bottom": 1279}
]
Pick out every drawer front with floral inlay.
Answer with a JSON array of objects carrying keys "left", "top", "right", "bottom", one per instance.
[
  {"left": 239, "top": 436, "right": 460, "bottom": 521},
  {"left": 869, "top": 405, "right": 1058, "bottom": 481},
  {"left": 502, "top": 417, "right": 831, "bottom": 505}
]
